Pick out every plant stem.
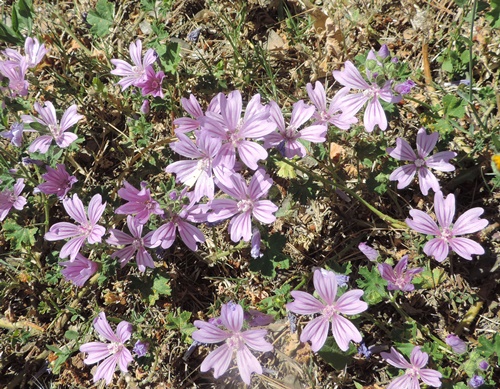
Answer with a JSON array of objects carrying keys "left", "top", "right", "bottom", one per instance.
[
  {"left": 277, "top": 157, "right": 407, "bottom": 229},
  {"left": 469, "top": 0, "right": 478, "bottom": 104},
  {"left": 388, "top": 293, "right": 448, "bottom": 350}
]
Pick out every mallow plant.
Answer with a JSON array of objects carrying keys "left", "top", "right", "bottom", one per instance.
[{"left": 0, "top": 27, "right": 493, "bottom": 389}]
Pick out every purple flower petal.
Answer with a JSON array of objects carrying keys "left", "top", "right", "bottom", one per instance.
[
  {"left": 449, "top": 237, "right": 485, "bottom": 260},
  {"left": 331, "top": 313, "right": 362, "bottom": 351},
  {"left": 313, "top": 269, "right": 337, "bottom": 305},
  {"left": 286, "top": 291, "right": 324, "bottom": 314},
  {"left": 300, "top": 316, "right": 330, "bottom": 352},
  {"left": 236, "top": 345, "right": 262, "bottom": 385},
  {"left": 423, "top": 238, "right": 450, "bottom": 262}
]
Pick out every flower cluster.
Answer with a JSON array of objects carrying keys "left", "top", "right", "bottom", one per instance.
[
  {"left": 110, "top": 39, "right": 162, "bottom": 98},
  {"left": 1, "top": 33, "right": 493, "bottom": 389},
  {"left": 0, "top": 37, "right": 46, "bottom": 97}
]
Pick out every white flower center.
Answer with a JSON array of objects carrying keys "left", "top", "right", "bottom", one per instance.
[
  {"left": 237, "top": 199, "right": 253, "bottom": 213},
  {"left": 321, "top": 305, "right": 337, "bottom": 320},
  {"left": 108, "top": 342, "right": 123, "bottom": 354},
  {"left": 227, "top": 333, "right": 244, "bottom": 350},
  {"left": 440, "top": 227, "right": 453, "bottom": 241},
  {"left": 414, "top": 158, "right": 426, "bottom": 168},
  {"left": 362, "top": 85, "right": 379, "bottom": 99}
]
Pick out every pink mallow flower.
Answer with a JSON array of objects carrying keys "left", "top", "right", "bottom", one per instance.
[
  {"left": 387, "top": 128, "right": 456, "bottom": 195},
  {"left": 79, "top": 312, "right": 134, "bottom": 385},
  {"left": 136, "top": 65, "right": 164, "bottom": 98},
  {"left": 115, "top": 181, "right": 163, "bottom": 225},
  {"left": 0, "top": 122, "right": 33, "bottom": 147},
  {"left": 110, "top": 39, "right": 157, "bottom": 91},
  {"left": 406, "top": 191, "right": 488, "bottom": 262},
  {"left": 151, "top": 192, "right": 206, "bottom": 251},
  {"left": 107, "top": 215, "right": 156, "bottom": 272},
  {"left": 173, "top": 93, "right": 221, "bottom": 135},
  {"left": 21, "top": 101, "right": 83, "bottom": 154},
  {"left": 202, "top": 90, "right": 276, "bottom": 170},
  {"left": 59, "top": 253, "right": 98, "bottom": 287},
  {"left": 264, "top": 100, "right": 327, "bottom": 159},
  {"left": 445, "top": 334, "right": 467, "bottom": 355},
  {"left": 207, "top": 169, "right": 278, "bottom": 242},
  {"left": 381, "top": 346, "right": 442, "bottom": 389},
  {"left": 36, "top": 164, "right": 77, "bottom": 199},
  {"left": 286, "top": 268, "right": 368, "bottom": 352},
  {"left": 332, "top": 61, "right": 401, "bottom": 132},
  {"left": 358, "top": 242, "right": 379, "bottom": 261},
  {"left": 3, "top": 37, "right": 47, "bottom": 68},
  {"left": 0, "top": 178, "right": 27, "bottom": 221},
  {"left": 44, "top": 194, "right": 106, "bottom": 260},
  {"left": 0, "top": 59, "right": 29, "bottom": 97},
  {"left": 306, "top": 81, "right": 357, "bottom": 130},
  {"left": 166, "top": 132, "right": 222, "bottom": 202},
  {"left": 192, "top": 302, "right": 273, "bottom": 385},
  {"left": 377, "top": 255, "right": 423, "bottom": 292}
]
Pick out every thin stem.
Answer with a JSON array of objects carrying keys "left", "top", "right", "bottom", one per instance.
[
  {"left": 276, "top": 157, "right": 407, "bottom": 229},
  {"left": 469, "top": 0, "right": 477, "bottom": 104},
  {"left": 388, "top": 293, "right": 450, "bottom": 351}
]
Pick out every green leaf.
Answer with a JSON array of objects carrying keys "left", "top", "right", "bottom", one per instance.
[
  {"left": 412, "top": 268, "right": 446, "bottom": 289},
  {"left": 11, "top": 5, "right": 19, "bottom": 33},
  {"left": 152, "top": 272, "right": 172, "bottom": 296},
  {"left": 486, "top": 0, "right": 500, "bottom": 28},
  {"left": 157, "top": 41, "right": 180, "bottom": 74},
  {"left": 249, "top": 233, "right": 290, "bottom": 278},
  {"left": 64, "top": 330, "right": 79, "bottom": 340},
  {"left": 442, "top": 94, "right": 466, "bottom": 118},
  {"left": 2, "top": 220, "right": 38, "bottom": 251},
  {"left": 86, "top": 0, "right": 114, "bottom": 37},
  {"left": 258, "top": 283, "right": 291, "bottom": 316},
  {"left": 130, "top": 270, "right": 172, "bottom": 305},
  {"left": 460, "top": 50, "right": 471, "bottom": 64},
  {"left": 46, "top": 345, "right": 62, "bottom": 353},
  {"left": 441, "top": 57, "right": 454, "bottom": 73},
  {"left": 477, "top": 334, "right": 500, "bottom": 364},
  {"left": 355, "top": 266, "right": 388, "bottom": 305},
  {"left": 16, "top": 0, "right": 34, "bottom": 32},
  {"left": 165, "top": 309, "right": 196, "bottom": 342},
  {"left": 0, "top": 22, "right": 24, "bottom": 44},
  {"left": 275, "top": 160, "right": 297, "bottom": 179},
  {"left": 318, "top": 337, "right": 357, "bottom": 369}
]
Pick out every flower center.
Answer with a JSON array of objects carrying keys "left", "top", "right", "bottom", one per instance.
[
  {"left": 414, "top": 158, "right": 426, "bottom": 168},
  {"left": 48, "top": 124, "right": 60, "bottom": 137},
  {"left": 321, "top": 305, "right": 337, "bottom": 320},
  {"left": 131, "top": 65, "right": 143, "bottom": 76},
  {"left": 108, "top": 342, "right": 124, "bottom": 354},
  {"left": 79, "top": 222, "right": 94, "bottom": 237},
  {"left": 196, "top": 157, "right": 211, "bottom": 173},
  {"left": 7, "top": 191, "right": 16, "bottom": 204},
  {"left": 440, "top": 227, "right": 453, "bottom": 242},
  {"left": 362, "top": 86, "right": 379, "bottom": 99},
  {"left": 406, "top": 366, "right": 421, "bottom": 378},
  {"left": 283, "top": 127, "right": 299, "bottom": 141},
  {"left": 227, "top": 333, "right": 244, "bottom": 350},
  {"left": 132, "top": 238, "right": 142, "bottom": 250},
  {"left": 237, "top": 199, "right": 253, "bottom": 213}
]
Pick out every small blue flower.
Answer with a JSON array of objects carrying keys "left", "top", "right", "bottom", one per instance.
[{"left": 468, "top": 375, "right": 485, "bottom": 388}]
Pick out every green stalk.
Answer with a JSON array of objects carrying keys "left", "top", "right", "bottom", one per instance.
[
  {"left": 388, "top": 292, "right": 453, "bottom": 355},
  {"left": 276, "top": 157, "right": 407, "bottom": 230},
  {"left": 469, "top": 0, "right": 478, "bottom": 104}
]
